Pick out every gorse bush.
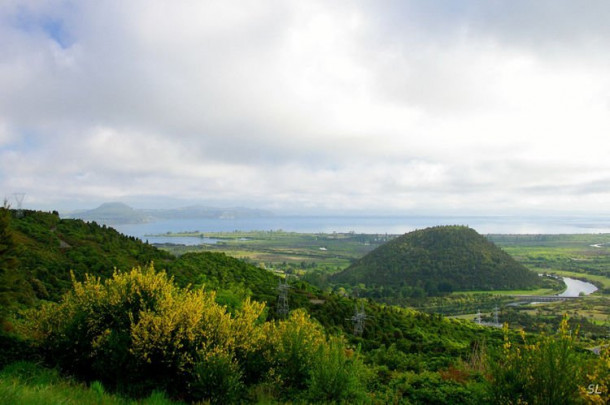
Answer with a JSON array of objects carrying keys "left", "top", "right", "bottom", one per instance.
[
  {"left": 24, "top": 265, "right": 365, "bottom": 403},
  {"left": 307, "top": 336, "right": 368, "bottom": 402},
  {"left": 488, "top": 317, "right": 592, "bottom": 405}
]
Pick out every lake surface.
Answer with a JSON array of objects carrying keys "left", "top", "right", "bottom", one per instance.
[
  {"left": 143, "top": 235, "right": 218, "bottom": 246},
  {"left": 113, "top": 215, "right": 610, "bottom": 241}
]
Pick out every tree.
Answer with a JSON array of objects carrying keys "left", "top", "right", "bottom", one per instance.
[{"left": 0, "top": 206, "right": 24, "bottom": 324}]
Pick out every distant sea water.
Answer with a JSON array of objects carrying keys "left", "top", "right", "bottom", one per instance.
[{"left": 112, "top": 215, "right": 610, "bottom": 245}]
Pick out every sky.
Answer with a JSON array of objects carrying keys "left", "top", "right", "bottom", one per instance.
[{"left": 2, "top": 1, "right": 610, "bottom": 215}]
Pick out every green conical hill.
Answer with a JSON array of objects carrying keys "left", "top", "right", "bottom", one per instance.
[{"left": 331, "top": 225, "right": 540, "bottom": 293}]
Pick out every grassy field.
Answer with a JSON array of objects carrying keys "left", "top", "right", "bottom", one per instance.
[
  {"left": 456, "top": 287, "right": 560, "bottom": 296},
  {"left": 155, "top": 230, "right": 395, "bottom": 274},
  {"left": 488, "top": 234, "right": 610, "bottom": 291},
  {"left": 543, "top": 269, "right": 610, "bottom": 289}
]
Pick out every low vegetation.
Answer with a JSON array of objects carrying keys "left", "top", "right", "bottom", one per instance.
[
  {"left": 20, "top": 265, "right": 365, "bottom": 403},
  {"left": 2, "top": 208, "right": 610, "bottom": 403}
]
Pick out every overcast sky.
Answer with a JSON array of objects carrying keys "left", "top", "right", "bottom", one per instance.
[{"left": 2, "top": 1, "right": 610, "bottom": 215}]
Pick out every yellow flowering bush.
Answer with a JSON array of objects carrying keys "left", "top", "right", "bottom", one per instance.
[
  {"left": 489, "top": 317, "right": 588, "bottom": 405},
  {"left": 581, "top": 344, "right": 610, "bottom": 404},
  {"left": 262, "top": 309, "right": 327, "bottom": 393},
  {"left": 25, "top": 265, "right": 366, "bottom": 402},
  {"left": 26, "top": 265, "right": 266, "bottom": 400}
]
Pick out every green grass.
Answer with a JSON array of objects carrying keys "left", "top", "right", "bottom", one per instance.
[
  {"left": 488, "top": 233, "right": 610, "bottom": 296},
  {"left": 456, "top": 287, "right": 558, "bottom": 296},
  {"left": 0, "top": 361, "right": 181, "bottom": 405}
]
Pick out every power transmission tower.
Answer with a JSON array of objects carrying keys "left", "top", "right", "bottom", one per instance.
[
  {"left": 494, "top": 306, "right": 499, "bottom": 325},
  {"left": 276, "top": 278, "right": 291, "bottom": 318},
  {"left": 13, "top": 193, "right": 25, "bottom": 218},
  {"left": 475, "top": 309, "right": 482, "bottom": 325},
  {"left": 348, "top": 301, "right": 368, "bottom": 336}
]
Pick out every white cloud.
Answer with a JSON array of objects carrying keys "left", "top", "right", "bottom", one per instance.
[{"left": 2, "top": 0, "right": 610, "bottom": 214}]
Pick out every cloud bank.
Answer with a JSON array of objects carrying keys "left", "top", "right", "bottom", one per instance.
[{"left": 2, "top": 0, "right": 610, "bottom": 214}]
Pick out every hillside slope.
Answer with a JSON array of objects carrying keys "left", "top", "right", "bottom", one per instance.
[
  {"left": 7, "top": 209, "right": 172, "bottom": 301},
  {"left": 331, "top": 225, "right": 541, "bottom": 295}
]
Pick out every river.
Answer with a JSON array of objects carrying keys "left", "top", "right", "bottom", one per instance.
[{"left": 558, "top": 277, "right": 598, "bottom": 297}]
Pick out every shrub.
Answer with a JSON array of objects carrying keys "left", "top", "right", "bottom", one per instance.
[
  {"left": 307, "top": 336, "right": 367, "bottom": 403},
  {"left": 191, "top": 350, "right": 243, "bottom": 404},
  {"left": 262, "top": 309, "right": 326, "bottom": 394},
  {"left": 488, "top": 317, "right": 588, "bottom": 405},
  {"left": 24, "top": 265, "right": 266, "bottom": 401},
  {"left": 581, "top": 343, "right": 610, "bottom": 403},
  {"left": 260, "top": 309, "right": 368, "bottom": 401},
  {"left": 381, "top": 370, "right": 480, "bottom": 404}
]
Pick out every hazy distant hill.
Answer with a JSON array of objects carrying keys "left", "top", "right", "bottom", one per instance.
[
  {"left": 64, "top": 202, "right": 273, "bottom": 225},
  {"left": 63, "top": 202, "right": 151, "bottom": 224},
  {"left": 331, "top": 225, "right": 541, "bottom": 295}
]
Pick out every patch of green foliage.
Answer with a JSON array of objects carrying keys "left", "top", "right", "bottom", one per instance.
[
  {"left": 0, "top": 361, "right": 179, "bottom": 405},
  {"left": 0, "top": 207, "right": 35, "bottom": 322},
  {"left": 165, "top": 251, "right": 279, "bottom": 305}
]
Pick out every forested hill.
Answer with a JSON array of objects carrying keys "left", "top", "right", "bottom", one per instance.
[
  {"left": 331, "top": 225, "right": 541, "bottom": 295},
  {"left": 1, "top": 209, "right": 282, "bottom": 306},
  {"left": 2, "top": 209, "right": 173, "bottom": 303}
]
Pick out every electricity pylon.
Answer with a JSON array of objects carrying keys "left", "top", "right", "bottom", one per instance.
[
  {"left": 276, "top": 278, "right": 291, "bottom": 318},
  {"left": 348, "top": 301, "right": 367, "bottom": 336},
  {"left": 13, "top": 193, "right": 25, "bottom": 218}
]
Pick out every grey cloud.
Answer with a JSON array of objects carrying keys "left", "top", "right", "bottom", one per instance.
[
  {"left": 364, "top": 1, "right": 610, "bottom": 51},
  {"left": 2, "top": 1, "right": 610, "bottom": 215}
]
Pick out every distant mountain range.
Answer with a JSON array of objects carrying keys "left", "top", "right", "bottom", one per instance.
[{"left": 62, "top": 202, "right": 274, "bottom": 225}]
